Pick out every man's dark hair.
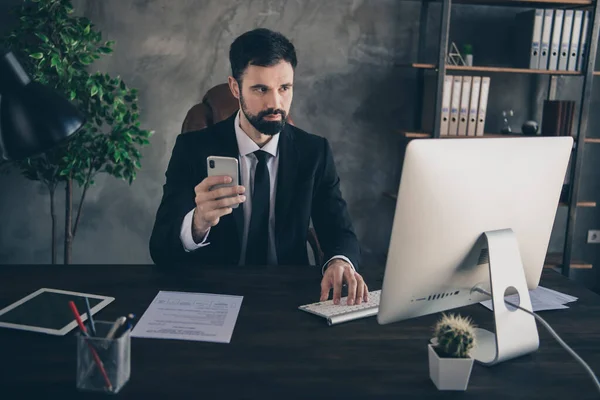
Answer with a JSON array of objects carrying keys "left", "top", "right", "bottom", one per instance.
[{"left": 229, "top": 28, "right": 297, "bottom": 84}]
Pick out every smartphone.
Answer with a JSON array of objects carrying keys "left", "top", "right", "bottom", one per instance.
[{"left": 207, "top": 156, "right": 240, "bottom": 208}]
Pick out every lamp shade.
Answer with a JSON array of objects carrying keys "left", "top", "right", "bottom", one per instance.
[{"left": 0, "top": 51, "right": 84, "bottom": 161}]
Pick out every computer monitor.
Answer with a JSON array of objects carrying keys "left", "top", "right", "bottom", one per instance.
[{"left": 377, "top": 136, "right": 574, "bottom": 366}]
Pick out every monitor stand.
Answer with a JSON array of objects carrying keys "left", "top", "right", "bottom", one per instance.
[{"left": 469, "top": 228, "right": 539, "bottom": 366}]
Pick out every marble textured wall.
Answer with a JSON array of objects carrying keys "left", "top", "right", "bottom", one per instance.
[
  {"left": 0, "top": 0, "right": 598, "bottom": 290},
  {"left": 1, "top": 0, "right": 426, "bottom": 265}
]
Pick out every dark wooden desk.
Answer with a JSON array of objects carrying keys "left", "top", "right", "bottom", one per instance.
[{"left": 0, "top": 265, "right": 598, "bottom": 399}]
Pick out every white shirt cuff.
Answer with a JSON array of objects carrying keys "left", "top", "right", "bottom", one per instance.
[
  {"left": 321, "top": 255, "right": 356, "bottom": 276},
  {"left": 180, "top": 209, "right": 210, "bottom": 252}
]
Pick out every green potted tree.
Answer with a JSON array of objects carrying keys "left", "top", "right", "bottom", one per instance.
[
  {"left": 428, "top": 313, "right": 477, "bottom": 391},
  {"left": 1, "top": 0, "right": 153, "bottom": 264}
]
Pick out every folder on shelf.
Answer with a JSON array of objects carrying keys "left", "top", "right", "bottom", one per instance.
[
  {"left": 541, "top": 101, "right": 561, "bottom": 136},
  {"left": 539, "top": 9, "right": 554, "bottom": 69},
  {"left": 564, "top": 102, "right": 575, "bottom": 138},
  {"left": 467, "top": 77, "right": 481, "bottom": 137},
  {"left": 420, "top": 75, "right": 489, "bottom": 137},
  {"left": 420, "top": 74, "right": 453, "bottom": 136},
  {"left": 541, "top": 100, "right": 575, "bottom": 137},
  {"left": 449, "top": 75, "right": 462, "bottom": 136},
  {"left": 476, "top": 77, "right": 490, "bottom": 137},
  {"left": 568, "top": 10, "right": 583, "bottom": 71},
  {"left": 541, "top": 100, "right": 575, "bottom": 189},
  {"left": 549, "top": 10, "right": 564, "bottom": 71},
  {"left": 458, "top": 76, "right": 471, "bottom": 136},
  {"left": 558, "top": 10, "right": 573, "bottom": 71},
  {"left": 514, "top": 9, "right": 544, "bottom": 69},
  {"left": 440, "top": 75, "right": 452, "bottom": 136},
  {"left": 577, "top": 10, "right": 590, "bottom": 72}
]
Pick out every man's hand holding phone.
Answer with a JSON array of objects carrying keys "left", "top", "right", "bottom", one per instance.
[{"left": 192, "top": 176, "right": 246, "bottom": 243}]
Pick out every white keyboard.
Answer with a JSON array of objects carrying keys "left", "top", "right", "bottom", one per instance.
[{"left": 298, "top": 290, "right": 381, "bottom": 325}]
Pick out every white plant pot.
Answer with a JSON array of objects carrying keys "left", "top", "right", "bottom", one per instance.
[{"left": 428, "top": 344, "right": 474, "bottom": 391}]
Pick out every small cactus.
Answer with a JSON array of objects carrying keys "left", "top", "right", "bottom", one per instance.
[{"left": 432, "top": 313, "right": 477, "bottom": 358}]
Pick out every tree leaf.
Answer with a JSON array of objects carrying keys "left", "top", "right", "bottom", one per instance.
[
  {"left": 51, "top": 54, "right": 60, "bottom": 68},
  {"left": 79, "top": 54, "right": 93, "bottom": 65},
  {"left": 35, "top": 32, "right": 49, "bottom": 43},
  {"left": 5, "top": 4, "right": 152, "bottom": 194}
]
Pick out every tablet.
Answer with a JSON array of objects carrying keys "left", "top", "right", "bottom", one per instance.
[{"left": 0, "top": 288, "right": 115, "bottom": 335}]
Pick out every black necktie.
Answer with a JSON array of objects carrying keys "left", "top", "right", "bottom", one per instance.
[{"left": 245, "top": 150, "right": 270, "bottom": 265}]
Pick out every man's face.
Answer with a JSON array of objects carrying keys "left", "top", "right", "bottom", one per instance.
[{"left": 233, "top": 61, "right": 294, "bottom": 135}]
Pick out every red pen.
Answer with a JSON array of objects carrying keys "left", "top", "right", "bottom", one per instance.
[{"left": 68, "top": 301, "right": 113, "bottom": 391}]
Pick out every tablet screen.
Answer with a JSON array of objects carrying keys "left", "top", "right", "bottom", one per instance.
[{"left": 0, "top": 288, "right": 114, "bottom": 335}]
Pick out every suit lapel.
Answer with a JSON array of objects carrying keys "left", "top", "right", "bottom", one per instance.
[
  {"left": 218, "top": 114, "right": 244, "bottom": 257},
  {"left": 275, "top": 125, "right": 298, "bottom": 261}
]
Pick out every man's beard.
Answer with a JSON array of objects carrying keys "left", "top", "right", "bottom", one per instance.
[{"left": 240, "top": 94, "right": 287, "bottom": 136}]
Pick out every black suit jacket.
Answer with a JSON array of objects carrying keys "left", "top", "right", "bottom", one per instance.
[{"left": 149, "top": 113, "right": 361, "bottom": 269}]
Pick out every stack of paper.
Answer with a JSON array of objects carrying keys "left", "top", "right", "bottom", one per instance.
[
  {"left": 480, "top": 286, "right": 578, "bottom": 312},
  {"left": 131, "top": 291, "right": 243, "bottom": 344}
]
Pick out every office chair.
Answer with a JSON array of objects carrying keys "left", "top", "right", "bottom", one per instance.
[{"left": 181, "top": 83, "right": 325, "bottom": 266}]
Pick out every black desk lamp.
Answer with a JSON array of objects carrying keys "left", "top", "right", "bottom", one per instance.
[{"left": 0, "top": 50, "right": 84, "bottom": 161}]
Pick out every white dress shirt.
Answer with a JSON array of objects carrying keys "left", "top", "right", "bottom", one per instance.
[{"left": 179, "top": 111, "right": 355, "bottom": 274}]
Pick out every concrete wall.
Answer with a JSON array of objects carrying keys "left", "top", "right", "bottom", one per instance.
[{"left": 0, "top": 0, "right": 598, "bottom": 290}]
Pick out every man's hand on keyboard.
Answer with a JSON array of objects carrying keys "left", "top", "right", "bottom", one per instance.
[{"left": 320, "top": 259, "right": 369, "bottom": 306}]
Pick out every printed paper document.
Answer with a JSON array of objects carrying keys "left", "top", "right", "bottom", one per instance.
[
  {"left": 131, "top": 291, "right": 243, "bottom": 343},
  {"left": 480, "top": 285, "right": 578, "bottom": 312}
]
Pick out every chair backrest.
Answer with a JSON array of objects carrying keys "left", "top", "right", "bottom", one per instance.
[{"left": 181, "top": 83, "right": 294, "bottom": 133}]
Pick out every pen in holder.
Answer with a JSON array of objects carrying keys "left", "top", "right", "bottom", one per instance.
[{"left": 76, "top": 321, "right": 131, "bottom": 394}]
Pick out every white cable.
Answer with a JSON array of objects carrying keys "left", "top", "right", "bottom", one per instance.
[{"left": 474, "top": 287, "right": 600, "bottom": 395}]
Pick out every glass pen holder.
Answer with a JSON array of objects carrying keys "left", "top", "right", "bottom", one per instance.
[{"left": 76, "top": 321, "right": 131, "bottom": 394}]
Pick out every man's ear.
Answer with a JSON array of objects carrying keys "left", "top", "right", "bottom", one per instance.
[{"left": 228, "top": 76, "right": 240, "bottom": 100}]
